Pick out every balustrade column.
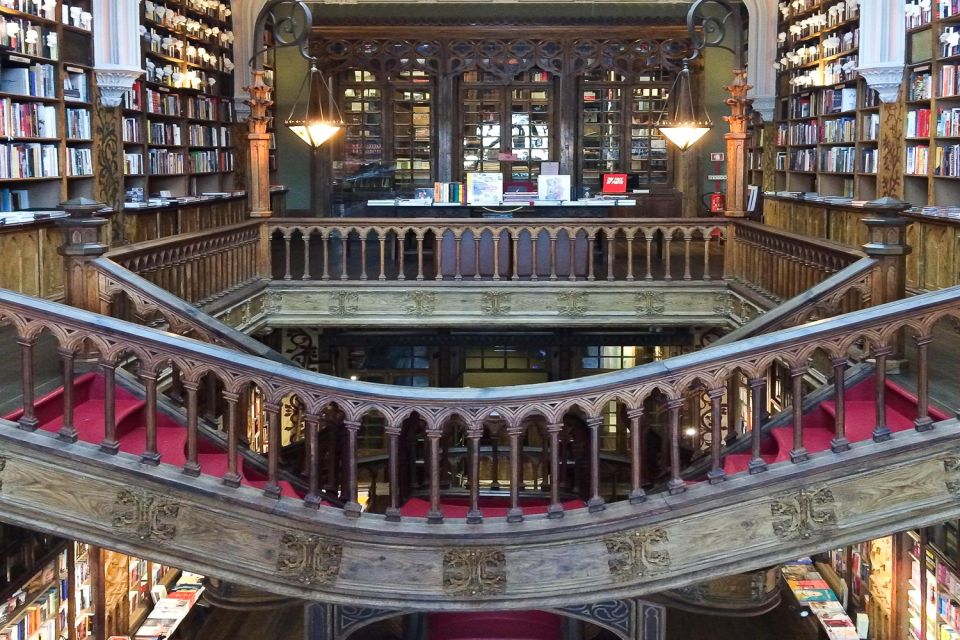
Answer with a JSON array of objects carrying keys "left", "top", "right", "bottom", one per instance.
[
  {"left": 702, "top": 235, "right": 712, "bottom": 281},
  {"left": 434, "top": 232, "right": 444, "bottom": 281},
  {"left": 223, "top": 391, "right": 241, "bottom": 487},
  {"left": 831, "top": 357, "right": 851, "bottom": 452},
  {"left": 872, "top": 346, "right": 893, "bottom": 442},
  {"left": 385, "top": 424, "right": 401, "bottom": 521},
  {"left": 426, "top": 429, "right": 443, "bottom": 523},
  {"left": 282, "top": 234, "right": 293, "bottom": 280},
  {"left": 707, "top": 388, "right": 726, "bottom": 483},
  {"left": 321, "top": 231, "right": 331, "bottom": 281},
  {"left": 626, "top": 231, "right": 636, "bottom": 281},
  {"left": 467, "top": 428, "right": 483, "bottom": 524},
  {"left": 17, "top": 337, "right": 37, "bottom": 431},
  {"left": 587, "top": 233, "right": 596, "bottom": 281},
  {"left": 302, "top": 232, "right": 312, "bottom": 280},
  {"left": 747, "top": 377, "right": 767, "bottom": 474},
  {"left": 473, "top": 233, "right": 482, "bottom": 280},
  {"left": 789, "top": 367, "right": 809, "bottom": 463},
  {"left": 664, "top": 233, "right": 674, "bottom": 281},
  {"left": 567, "top": 233, "right": 576, "bottom": 281},
  {"left": 587, "top": 416, "right": 606, "bottom": 510},
  {"left": 511, "top": 232, "right": 520, "bottom": 281},
  {"left": 547, "top": 422, "right": 564, "bottom": 518},
  {"left": 644, "top": 234, "right": 654, "bottom": 280},
  {"left": 606, "top": 232, "right": 615, "bottom": 281},
  {"left": 340, "top": 232, "right": 349, "bottom": 281},
  {"left": 627, "top": 409, "right": 646, "bottom": 501},
  {"left": 55, "top": 347, "right": 81, "bottom": 444},
  {"left": 264, "top": 402, "right": 282, "bottom": 499},
  {"left": 360, "top": 232, "right": 369, "bottom": 281},
  {"left": 682, "top": 232, "right": 693, "bottom": 280},
  {"left": 915, "top": 334, "right": 935, "bottom": 431},
  {"left": 183, "top": 380, "right": 200, "bottom": 476},
  {"left": 343, "top": 420, "right": 362, "bottom": 518},
  {"left": 379, "top": 233, "right": 388, "bottom": 281},
  {"left": 454, "top": 232, "right": 463, "bottom": 281},
  {"left": 302, "top": 414, "right": 322, "bottom": 509},
  {"left": 99, "top": 359, "right": 119, "bottom": 454},
  {"left": 507, "top": 425, "right": 524, "bottom": 522},
  {"left": 549, "top": 232, "right": 559, "bottom": 281},
  {"left": 666, "top": 398, "right": 686, "bottom": 493},
  {"left": 141, "top": 370, "right": 160, "bottom": 465}
]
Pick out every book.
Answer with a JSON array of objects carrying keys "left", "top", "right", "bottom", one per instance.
[
  {"left": 537, "top": 174, "right": 571, "bottom": 201},
  {"left": 465, "top": 172, "right": 503, "bottom": 205}
]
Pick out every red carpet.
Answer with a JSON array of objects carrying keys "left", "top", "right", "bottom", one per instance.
[
  {"left": 429, "top": 611, "right": 562, "bottom": 640},
  {"left": 3, "top": 373, "right": 298, "bottom": 498},
  {"left": 400, "top": 496, "right": 585, "bottom": 519},
  {"left": 722, "top": 377, "right": 950, "bottom": 474}
]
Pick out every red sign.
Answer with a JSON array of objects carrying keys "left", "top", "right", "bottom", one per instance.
[{"left": 602, "top": 173, "right": 627, "bottom": 193}]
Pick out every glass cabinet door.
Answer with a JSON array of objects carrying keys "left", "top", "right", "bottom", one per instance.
[
  {"left": 630, "top": 85, "right": 670, "bottom": 185},
  {"left": 393, "top": 87, "right": 433, "bottom": 188},
  {"left": 462, "top": 86, "right": 503, "bottom": 173},
  {"left": 581, "top": 86, "right": 623, "bottom": 191}
]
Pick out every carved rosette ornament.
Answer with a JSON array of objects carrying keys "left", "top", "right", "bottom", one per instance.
[
  {"left": 404, "top": 291, "right": 436, "bottom": 316},
  {"left": 276, "top": 533, "right": 342, "bottom": 585},
  {"left": 329, "top": 291, "right": 360, "bottom": 315},
  {"left": 0, "top": 455, "right": 7, "bottom": 491},
  {"left": 944, "top": 457, "right": 960, "bottom": 496},
  {"left": 557, "top": 292, "right": 588, "bottom": 316},
  {"left": 770, "top": 487, "right": 837, "bottom": 540},
  {"left": 635, "top": 292, "right": 666, "bottom": 315},
  {"left": 111, "top": 489, "right": 180, "bottom": 541},
  {"left": 481, "top": 291, "right": 511, "bottom": 316},
  {"left": 604, "top": 528, "right": 671, "bottom": 583},
  {"left": 442, "top": 548, "right": 507, "bottom": 596}
]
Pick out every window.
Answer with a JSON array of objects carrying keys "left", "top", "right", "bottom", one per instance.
[
  {"left": 581, "top": 345, "right": 640, "bottom": 370},
  {"left": 463, "top": 346, "right": 547, "bottom": 371},
  {"left": 346, "top": 345, "right": 433, "bottom": 387}
]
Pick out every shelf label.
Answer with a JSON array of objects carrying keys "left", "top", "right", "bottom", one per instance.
[{"left": 707, "top": 174, "right": 728, "bottom": 181}]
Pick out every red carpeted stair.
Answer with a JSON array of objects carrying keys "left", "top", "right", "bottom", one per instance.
[
  {"left": 722, "top": 377, "right": 950, "bottom": 474},
  {"left": 399, "top": 496, "right": 585, "bottom": 518},
  {"left": 429, "top": 611, "right": 562, "bottom": 640},
  {"left": 3, "top": 373, "right": 299, "bottom": 498}
]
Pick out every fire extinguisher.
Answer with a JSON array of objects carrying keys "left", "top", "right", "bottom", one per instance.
[{"left": 708, "top": 191, "right": 726, "bottom": 213}]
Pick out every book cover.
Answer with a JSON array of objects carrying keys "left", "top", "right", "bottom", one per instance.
[
  {"left": 537, "top": 174, "right": 571, "bottom": 201},
  {"left": 602, "top": 173, "right": 628, "bottom": 193},
  {"left": 466, "top": 172, "right": 503, "bottom": 205}
]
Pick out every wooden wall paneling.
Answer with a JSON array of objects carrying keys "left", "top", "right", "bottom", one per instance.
[
  {"left": 40, "top": 226, "right": 64, "bottom": 299},
  {"left": 877, "top": 100, "right": 906, "bottom": 200},
  {"left": 905, "top": 222, "right": 919, "bottom": 292},
  {"left": 0, "top": 227, "right": 41, "bottom": 296}
]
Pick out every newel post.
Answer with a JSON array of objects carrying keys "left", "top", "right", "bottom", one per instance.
[
  {"left": 245, "top": 71, "right": 274, "bottom": 280},
  {"left": 860, "top": 197, "right": 912, "bottom": 308},
  {"left": 56, "top": 198, "right": 109, "bottom": 313}
]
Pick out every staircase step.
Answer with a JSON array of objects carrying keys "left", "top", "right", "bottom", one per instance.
[{"left": 821, "top": 400, "right": 915, "bottom": 440}]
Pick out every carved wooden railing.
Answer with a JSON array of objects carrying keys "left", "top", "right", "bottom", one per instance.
[
  {"left": 727, "top": 221, "right": 868, "bottom": 304},
  {"left": 268, "top": 218, "right": 731, "bottom": 283},
  {"left": 3, "top": 284, "right": 958, "bottom": 524},
  {"left": 104, "top": 221, "right": 265, "bottom": 307}
]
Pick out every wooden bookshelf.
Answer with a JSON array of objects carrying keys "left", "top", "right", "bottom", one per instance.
[
  {"left": 900, "top": 0, "right": 960, "bottom": 206},
  {"left": 0, "top": 0, "right": 94, "bottom": 211},
  {"left": 0, "top": 546, "right": 68, "bottom": 640},
  {"left": 772, "top": 0, "right": 880, "bottom": 198},
  {"left": 121, "top": 0, "right": 236, "bottom": 201}
]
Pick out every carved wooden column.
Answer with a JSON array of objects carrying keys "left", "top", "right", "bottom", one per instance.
[
  {"left": 914, "top": 333, "right": 935, "bottom": 431},
  {"left": 426, "top": 428, "right": 443, "bottom": 523},
  {"left": 17, "top": 337, "right": 38, "bottom": 431},
  {"left": 872, "top": 345, "right": 893, "bottom": 442},
  {"left": 99, "top": 359, "right": 120, "bottom": 454},
  {"left": 724, "top": 68, "right": 752, "bottom": 218},
  {"left": 746, "top": 377, "right": 767, "bottom": 474},
  {"left": 385, "top": 422, "right": 401, "bottom": 521},
  {"left": 264, "top": 401, "right": 282, "bottom": 499},
  {"left": 586, "top": 416, "right": 606, "bottom": 511},
  {"left": 666, "top": 398, "right": 686, "bottom": 493},
  {"left": 223, "top": 390, "right": 242, "bottom": 487},
  {"left": 507, "top": 424, "right": 524, "bottom": 522},
  {"left": 789, "top": 366, "right": 809, "bottom": 463},
  {"left": 706, "top": 388, "right": 725, "bottom": 483},
  {"left": 89, "top": 544, "right": 105, "bottom": 640},
  {"left": 830, "top": 357, "right": 850, "bottom": 452},
  {"left": 56, "top": 199, "right": 109, "bottom": 313},
  {"left": 628, "top": 409, "right": 646, "bottom": 501},
  {"left": 246, "top": 69, "right": 273, "bottom": 219},
  {"left": 861, "top": 198, "right": 911, "bottom": 307},
  {"left": 182, "top": 379, "right": 200, "bottom": 475},
  {"left": 467, "top": 424, "right": 483, "bottom": 524},
  {"left": 302, "top": 413, "right": 321, "bottom": 508},
  {"left": 58, "top": 347, "right": 77, "bottom": 442},
  {"left": 141, "top": 370, "right": 160, "bottom": 465},
  {"left": 343, "top": 419, "right": 362, "bottom": 518},
  {"left": 546, "top": 421, "right": 565, "bottom": 518}
]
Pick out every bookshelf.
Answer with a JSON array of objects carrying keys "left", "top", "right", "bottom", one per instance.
[
  {"left": 0, "top": 548, "right": 67, "bottom": 640},
  {"left": 0, "top": 0, "right": 94, "bottom": 211},
  {"left": 899, "top": 2, "right": 960, "bottom": 207},
  {"left": 71, "top": 543, "right": 91, "bottom": 640},
  {"left": 122, "top": 0, "right": 236, "bottom": 201},
  {"left": 773, "top": 0, "right": 880, "bottom": 198}
]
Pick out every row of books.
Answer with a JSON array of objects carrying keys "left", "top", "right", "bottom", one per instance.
[
  {"left": 935, "top": 144, "right": 960, "bottom": 177},
  {"left": 0, "top": 142, "right": 58, "bottom": 179},
  {"left": 943, "top": 26, "right": 960, "bottom": 59},
  {"left": 145, "top": 89, "right": 180, "bottom": 117},
  {"left": 906, "top": 144, "right": 931, "bottom": 175},
  {"left": 907, "top": 108, "right": 932, "bottom": 139},
  {"left": 862, "top": 112, "right": 880, "bottom": 141},
  {"left": 910, "top": 67, "right": 933, "bottom": 102},
  {"left": 0, "top": 586, "right": 60, "bottom": 640},
  {"left": 62, "top": 68, "right": 89, "bottom": 103},
  {"left": 433, "top": 181, "right": 464, "bottom": 203},
  {"left": 147, "top": 149, "right": 184, "bottom": 175},
  {"left": 0, "top": 17, "right": 58, "bottom": 60},
  {"left": 123, "top": 117, "right": 141, "bottom": 143},
  {"left": 0, "top": 187, "right": 30, "bottom": 211},
  {"left": 0, "top": 63, "right": 55, "bottom": 98},
  {"left": 939, "top": 107, "right": 960, "bottom": 137},
  {"left": 65, "top": 146, "right": 91, "bottom": 177},
  {"left": 187, "top": 124, "right": 230, "bottom": 147},
  {"left": 0, "top": 0, "right": 56, "bottom": 21},
  {"left": 941, "top": 64, "right": 960, "bottom": 98},
  {"left": 789, "top": 148, "right": 817, "bottom": 172},
  {"left": 821, "top": 116, "right": 856, "bottom": 143},
  {"left": 184, "top": 96, "right": 229, "bottom": 122},
  {"left": 818, "top": 146, "right": 856, "bottom": 173},
  {"left": 862, "top": 148, "right": 877, "bottom": 174},
  {"left": 0, "top": 100, "right": 56, "bottom": 139},
  {"left": 148, "top": 121, "right": 181, "bottom": 146},
  {"left": 124, "top": 152, "right": 143, "bottom": 176},
  {"left": 188, "top": 149, "right": 233, "bottom": 173},
  {"left": 821, "top": 87, "right": 858, "bottom": 115},
  {"left": 65, "top": 108, "right": 90, "bottom": 140}
]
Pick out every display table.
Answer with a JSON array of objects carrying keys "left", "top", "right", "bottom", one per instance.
[
  {"left": 131, "top": 572, "right": 205, "bottom": 640},
  {"left": 364, "top": 197, "right": 638, "bottom": 219},
  {"left": 782, "top": 560, "right": 860, "bottom": 639}
]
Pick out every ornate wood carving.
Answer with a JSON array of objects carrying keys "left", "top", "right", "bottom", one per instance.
[
  {"left": 604, "top": 528, "right": 671, "bottom": 583},
  {"left": 329, "top": 291, "right": 360, "bottom": 315},
  {"left": 277, "top": 533, "right": 343, "bottom": 585},
  {"left": 635, "top": 292, "right": 665, "bottom": 315},
  {"left": 442, "top": 548, "right": 507, "bottom": 596},
  {"left": 557, "top": 600, "right": 632, "bottom": 639},
  {"left": 556, "top": 291, "right": 588, "bottom": 316},
  {"left": 770, "top": 487, "right": 837, "bottom": 540},
  {"left": 481, "top": 291, "right": 511, "bottom": 316},
  {"left": 111, "top": 489, "right": 180, "bottom": 541},
  {"left": 0, "top": 455, "right": 7, "bottom": 491},
  {"left": 945, "top": 456, "right": 960, "bottom": 496},
  {"left": 404, "top": 291, "right": 436, "bottom": 316}
]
